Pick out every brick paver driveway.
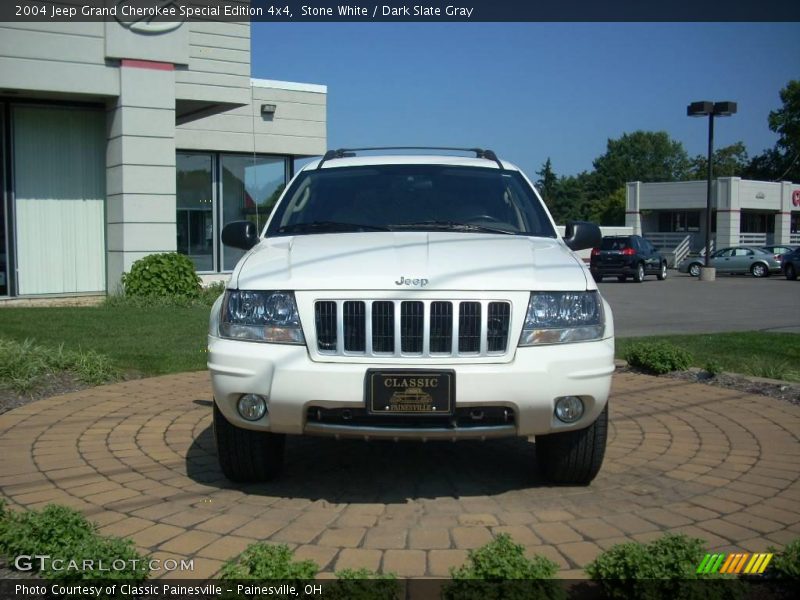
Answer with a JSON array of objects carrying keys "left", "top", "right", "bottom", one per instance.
[{"left": 1, "top": 372, "right": 799, "bottom": 578}]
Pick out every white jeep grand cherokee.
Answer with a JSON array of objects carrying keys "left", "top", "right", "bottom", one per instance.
[{"left": 208, "top": 148, "right": 614, "bottom": 485}]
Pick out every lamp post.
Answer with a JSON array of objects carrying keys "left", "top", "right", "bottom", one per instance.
[{"left": 687, "top": 101, "right": 737, "bottom": 281}]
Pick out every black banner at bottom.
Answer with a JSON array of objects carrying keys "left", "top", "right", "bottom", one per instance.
[{"left": 1, "top": 578, "right": 798, "bottom": 600}]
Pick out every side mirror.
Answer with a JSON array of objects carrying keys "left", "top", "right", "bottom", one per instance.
[
  {"left": 221, "top": 221, "right": 259, "bottom": 251},
  {"left": 563, "top": 221, "right": 602, "bottom": 251}
]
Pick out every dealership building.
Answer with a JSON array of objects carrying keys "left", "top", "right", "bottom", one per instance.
[
  {"left": 626, "top": 178, "right": 800, "bottom": 264},
  {"left": 0, "top": 17, "right": 326, "bottom": 298}
]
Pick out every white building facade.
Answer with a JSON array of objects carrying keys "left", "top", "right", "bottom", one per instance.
[
  {"left": 626, "top": 178, "right": 800, "bottom": 262},
  {"left": 0, "top": 18, "right": 326, "bottom": 298}
]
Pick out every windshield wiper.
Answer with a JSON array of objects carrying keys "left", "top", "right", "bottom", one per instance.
[
  {"left": 277, "top": 221, "right": 391, "bottom": 233},
  {"left": 390, "top": 220, "right": 515, "bottom": 235}
]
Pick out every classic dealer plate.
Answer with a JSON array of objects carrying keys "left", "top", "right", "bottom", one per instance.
[{"left": 366, "top": 370, "right": 455, "bottom": 415}]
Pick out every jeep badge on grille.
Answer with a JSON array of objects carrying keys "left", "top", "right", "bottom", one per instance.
[{"left": 395, "top": 276, "right": 429, "bottom": 287}]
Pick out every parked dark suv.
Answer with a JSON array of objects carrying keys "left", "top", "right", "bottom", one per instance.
[
  {"left": 590, "top": 235, "right": 668, "bottom": 283},
  {"left": 783, "top": 246, "right": 800, "bottom": 280}
]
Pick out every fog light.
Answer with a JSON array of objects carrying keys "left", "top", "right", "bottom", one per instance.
[
  {"left": 237, "top": 394, "right": 267, "bottom": 421},
  {"left": 554, "top": 396, "right": 584, "bottom": 423}
]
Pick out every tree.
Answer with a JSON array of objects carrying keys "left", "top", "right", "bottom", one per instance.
[
  {"left": 589, "top": 186, "right": 626, "bottom": 226},
  {"left": 746, "top": 80, "right": 800, "bottom": 182},
  {"left": 547, "top": 172, "right": 593, "bottom": 225},
  {"left": 535, "top": 158, "right": 558, "bottom": 211},
  {"left": 592, "top": 131, "right": 690, "bottom": 196},
  {"left": 688, "top": 142, "right": 749, "bottom": 179}
]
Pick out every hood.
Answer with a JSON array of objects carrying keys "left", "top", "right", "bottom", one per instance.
[{"left": 232, "top": 232, "right": 592, "bottom": 291}]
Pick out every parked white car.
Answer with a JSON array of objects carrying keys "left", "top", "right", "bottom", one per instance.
[{"left": 208, "top": 148, "right": 615, "bottom": 485}]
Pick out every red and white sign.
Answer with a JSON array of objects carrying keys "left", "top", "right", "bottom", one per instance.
[{"left": 793, "top": 189, "right": 800, "bottom": 207}]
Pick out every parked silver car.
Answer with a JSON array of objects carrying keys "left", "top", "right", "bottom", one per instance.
[{"left": 678, "top": 246, "right": 782, "bottom": 278}]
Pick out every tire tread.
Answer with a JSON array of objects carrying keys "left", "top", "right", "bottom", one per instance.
[
  {"left": 214, "top": 403, "right": 284, "bottom": 482},
  {"left": 536, "top": 405, "right": 608, "bottom": 485}
]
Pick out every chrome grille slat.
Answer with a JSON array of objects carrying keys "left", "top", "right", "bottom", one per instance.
[
  {"left": 314, "top": 299, "right": 511, "bottom": 357},
  {"left": 372, "top": 301, "right": 394, "bottom": 353},
  {"left": 458, "top": 302, "right": 481, "bottom": 353}
]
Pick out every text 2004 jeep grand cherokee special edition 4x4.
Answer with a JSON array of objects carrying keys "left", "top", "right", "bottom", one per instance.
[{"left": 208, "top": 148, "right": 615, "bottom": 485}]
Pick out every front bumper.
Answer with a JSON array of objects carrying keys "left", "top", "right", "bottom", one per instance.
[{"left": 208, "top": 336, "right": 615, "bottom": 440}]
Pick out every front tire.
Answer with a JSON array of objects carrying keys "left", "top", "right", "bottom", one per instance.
[
  {"left": 213, "top": 402, "right": 285, "bottom": 482},
  {"left": 657, "top": 262, "right": 668, "bottom": 280},
  {"left": 536, "top": 404, "right": 608, "bottom": 485},
  {"left": 751, "top": 263, "right": 768, "bottom": 278},
  {"left": 786, "top": 263, "right": 798, "bottom": 280},
  {"left": 633, "top": 262, "right": 645, "bottom": 283},
  {"left": 688, "top": 263, "right": 701, "bottom": 277}
]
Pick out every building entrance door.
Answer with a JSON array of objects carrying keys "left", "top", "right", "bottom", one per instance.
[{"left": 13, "top": 106, "right": 105, "bottom": 295}]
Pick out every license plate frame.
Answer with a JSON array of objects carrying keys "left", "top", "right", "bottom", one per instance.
[{"left": 365, "top": 369, "right": 455, "bottom": 416}]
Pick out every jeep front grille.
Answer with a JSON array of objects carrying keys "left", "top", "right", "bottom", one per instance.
[{"left": 314, "top": 300, "right": 511, "bottom": 357}]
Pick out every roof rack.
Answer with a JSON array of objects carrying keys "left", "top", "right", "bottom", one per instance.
[{"left": 316, "top": 146, "right": 504, "bottom": 170}]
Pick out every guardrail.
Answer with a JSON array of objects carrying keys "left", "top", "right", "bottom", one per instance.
[
  {"left": 739, "top": 233, "right": 768, "bottom": 246},
  {"left": 643, "top": 233, "right": 694, "bottom": 266},
  {"left": 790, "top": 233, "right": 800, "bottom": 245}
]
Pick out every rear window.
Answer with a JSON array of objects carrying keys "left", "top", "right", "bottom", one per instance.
[{"left": 600, "top": 237, "right": 632, "bottom": 251}]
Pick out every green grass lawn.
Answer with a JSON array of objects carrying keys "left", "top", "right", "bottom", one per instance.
[
  {"left": 617, "top": 332, "right": 800, "bottom": 382},
  {"left": 0, "top": 305, "right": 210, "bottom": 377}
]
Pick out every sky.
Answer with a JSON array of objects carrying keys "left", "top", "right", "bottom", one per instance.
[{"left": 251, "top": 22, "right": 800, "bottom": 179}]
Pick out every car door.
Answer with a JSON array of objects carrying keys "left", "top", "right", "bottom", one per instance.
[
  {"left": 712, "top": 248, "right": 733, "bottom": 272},
  {"left": 730, "top": 247, "right": 754, "bottom": 273},
  {"left": 642, "top": 238, "right": 658, "bottom": 273}
]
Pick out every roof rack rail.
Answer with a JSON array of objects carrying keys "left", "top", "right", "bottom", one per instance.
[{"left": 316, "top": 146, "right": 504, "bottom": 170}]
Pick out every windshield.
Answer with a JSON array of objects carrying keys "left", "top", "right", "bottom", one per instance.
[{"left": 265, "top": 164, "right": 557, "bottom": 238}]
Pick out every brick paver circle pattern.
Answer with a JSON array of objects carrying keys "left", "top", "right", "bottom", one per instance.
[{"left": 1, "top": 371, "right": 799, "bottom": 578}]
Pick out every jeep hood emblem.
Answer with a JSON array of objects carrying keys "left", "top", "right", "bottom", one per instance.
[{"left": 395, "top": 276, "right": 429, "bottom": 287}]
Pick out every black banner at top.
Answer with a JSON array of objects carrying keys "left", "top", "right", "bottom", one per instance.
[{"left": 2, "top": 0, "right": 800, "bottom": 22}]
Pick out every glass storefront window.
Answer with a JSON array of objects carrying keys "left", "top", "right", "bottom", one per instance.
[
  {"left": 657, "top": 210, "right": 701, "bottom": 233},
  {"left": 176, "top": 152, "right": 288, "bottom": 273},
  {"left": 177, "top": 153, "right": 214, "bottom": 272},
  {"left": 221, "top": 156, "right": 286, "bottom": 271}
]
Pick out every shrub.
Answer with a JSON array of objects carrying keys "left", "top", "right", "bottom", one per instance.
[
  {"left": 220, "top": 542, "right": 318, "bottom": 580},
  {"left": 745, "top": 357, "right": 800, "bottom": 383},
  {"left": 199, "top": 281, "right": 227, "bottom": 306},
  {"left": 704, "top": 359, "right": 724, "bottom": 377},
  {"left": 0, "top": 338, "right": 118, "bottom": 394},
  {"left": 586, "top": 533, "right": 739, "bottom": 600},
  {"left": 625, "top": 341, "right": 692, "bottom": 375},
  {"left": 121, "top": 252, "right": 201, "bottom": 299},
  {"left": 327, "top": 568, "right": 400, "bottom": 600},
  {"left": 443, "top": 534, "right": 563, "bottom": 600},
  {"left": 768, "top": 538, "right": 800, "bottom": 578},
  {"left": 0, "top": 504, "right": 147, "bottom": 581}
]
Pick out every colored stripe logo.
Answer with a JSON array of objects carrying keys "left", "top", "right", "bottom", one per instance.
[{"left": 696, "top": 552, "right": 773, "bottom": 574}]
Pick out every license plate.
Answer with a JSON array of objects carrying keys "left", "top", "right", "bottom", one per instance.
[{"left": 366, "top": 370, "right": 455, "bottom": 415}]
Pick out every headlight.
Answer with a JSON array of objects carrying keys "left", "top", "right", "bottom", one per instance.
[
  {"left": 519, "top": 291, "right": 604, "bottom": 346},
  {"left": 218, "top": 290, "right": 305, "bottom": 344}
]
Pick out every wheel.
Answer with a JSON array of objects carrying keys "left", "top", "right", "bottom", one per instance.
[
  {"left": 633, "top": 262, "right": 645, "bottom": 283},
  {"left": 591, "top": 271, "right": 603, "bottom": 283},
  {"left": 617, "top": 275, "right": 626, "bottom": 283},
  {"left": 213, "top": 402, "right": 285, "bottom": 482},
  {"left": 657, "top": 262, "right": 668, "bottom": 280},
  {"left": 750, "top": 263, "right": 768, "bottom": 278},
  {"left": 536, "top": 404, "right": 608, "bottom": 485},
  {"left": 786, "top": 263, "right": 798, "bottom": 281},
  {"left": 688, "top": 263, "right": 701, "bottom": 277}
]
